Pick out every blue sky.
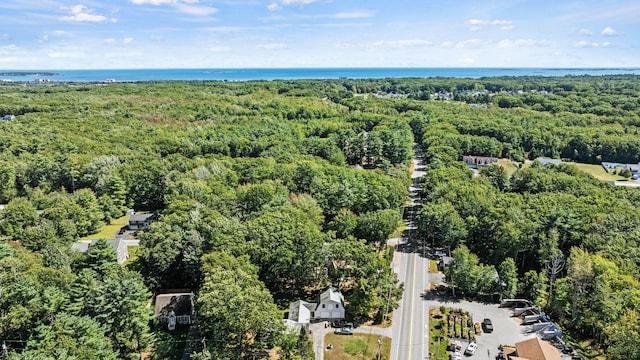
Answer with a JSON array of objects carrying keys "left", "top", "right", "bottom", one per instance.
[{"left": 0, "top": 0, "right": 638, "bottom": 69}]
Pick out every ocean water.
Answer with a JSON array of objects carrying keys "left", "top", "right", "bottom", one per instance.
[{"left": 1, "top": 67, "right": 639, "bottom": 83}]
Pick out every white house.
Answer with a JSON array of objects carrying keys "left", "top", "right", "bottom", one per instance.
[
  {"left": 287, "top": 286, "right": 345, "bottom": 324},
  {"left": 315, "top": 286, "right": 345, "bottom": 320},
  {"left": 288, "top": 300, "right": 316, "bottom": 324}
]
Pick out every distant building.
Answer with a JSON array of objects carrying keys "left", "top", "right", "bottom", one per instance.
[
  {"left": 534, "top": 157, "right": 562, "bottom": 167},
  {"left": 463, "top": 155, "right": 498, "bottom": 169},
  {"left": 71, "top": 238, "right": 131, "bottom": 264},
  {"left": 1, "top": 115, "right": 15, "bottom": 122},
  {"left": 128, "top": 213, "right": 157, "bottom": 231}
]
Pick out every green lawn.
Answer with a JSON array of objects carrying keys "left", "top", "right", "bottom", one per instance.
[
  {"left": 80, "top": 214, "right": 130, "bottom": 240},
  {"left": 497, "top": 159, "right": 519, "bottom": 175},
  {"left": 324, "top": 333, "right": 391, "bottom": 360},
  {"left": 520, "top": 160, "right": 627, "bottom": 182},
  {"left": 570, "top": 163, "right": 627, "bottom": 182}
]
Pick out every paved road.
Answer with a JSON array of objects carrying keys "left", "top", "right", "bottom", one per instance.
[{"left": 390, "top": 145, "right": 430, "bottom": 360}]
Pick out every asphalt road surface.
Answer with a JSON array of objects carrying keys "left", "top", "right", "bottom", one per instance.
[{"left": 390, "top": 145, "right": 430, "bottom": 360}]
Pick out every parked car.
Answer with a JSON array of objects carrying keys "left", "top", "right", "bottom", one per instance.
[
  {"left": 334, "top": 327, "right": 354, "bottom": 335},
  {"left": 495, "top": 351, "right": 506, "bottom": 360},
  {"left": 450, "top": 351, "right": 462, "bottom": 360},
  {"left": 331, "top": 320, "right": 354, "bottom": 328},
  {"left": 482, "top": 318, "right": 493, "bottom": 333},
  {"left": 464, "top": 342, "right": 477, "bottom": 356}
]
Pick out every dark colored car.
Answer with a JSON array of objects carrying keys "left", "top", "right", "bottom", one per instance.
[
  {"left": 334, "top": 327, "right": 354, "bottom": 335},
  {"left": 482, "top": 318, "right": 493, "bottom": 333}
]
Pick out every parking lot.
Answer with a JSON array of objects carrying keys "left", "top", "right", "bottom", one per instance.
[{"left": 426, "top": 296, "right": 535, "bottom": 359}]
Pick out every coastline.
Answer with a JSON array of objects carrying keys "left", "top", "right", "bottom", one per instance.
[{"left": 1, "top": 67, "right": 639, "bottom": 83}]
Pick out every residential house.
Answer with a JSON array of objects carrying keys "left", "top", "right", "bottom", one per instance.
[
  {"left": 128, "top": 213, "right": 157, "bottom": 231},
  {"left": 534, "top": 157, "right": 562, "bottom": 167},
  {"left": 287, "top": 286, "right": 345, "bottom": 325},
  {"left": 462, "top": 155, "right": 498, "bottom": 169},
  {"left": 288, "top": 300, "right": 317, "bottom": 324},
  {"left": 315, "top": 286, "right": 345, "bottom": 320},
  {"left": 71, "top": 238, "right": 131, "bottom": 264},
  {"left": 503, "top": 337, "right": 562, "bottom": 360},
  {"left": 155, "top": 292, "right": 196, "bottom": 331}
]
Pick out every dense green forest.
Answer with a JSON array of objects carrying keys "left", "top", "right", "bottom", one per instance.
[{"left": 0, "top": 75, "right": 639, "bottom": 359}]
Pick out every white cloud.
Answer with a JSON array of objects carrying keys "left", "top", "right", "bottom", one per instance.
[
  {"left": 258, "top": 43, "right": 285, "bottom": 49},
  {"left": 104, "top": 38, "right": 116, "bottom": 43},
  {"left": 50, "top": 30, "right": 72, "bottom": 36},
  {"left": 465, "top": 19, "right": 489, "bottom": 31},
  {"left": 578, "top": 28, "right": 593, "bottom": 35},
  {"left": 0, "top": 57, "right": 18, "bottom": 63},
  {"left": 334, "top": 11, "right": 374, "bottom": 19},
  {"left": 104, "top": 51, "right": 141, "bottom": 58},
  {"left": 281, "top": 0, "right": 319, "bottom": 5},
  {"left": 48, "top": 51, "right": 85, "bottom": 58},
  {"left": 456, "top": 39, "right": 488, "bottom": 48},
  {"left": 335, "top": 42, "right": 357, "bottom": 49},
  {"left": 268, "top": 3, "right": 280, "bottom": 11},
  {"left": 123, "top": 37, "right": 134, "bottom": 44},
  {"left": 575, "top": 41, "right": 600, "bottom": 48},
  {"left": 131, "top": 0, "right": 177, "bottom": 4},
  {"left": 460, "top": 57, "right": 476, "bottom": 65},
  {"left": 373, "top": 39, "right": 433, "bottom": 48},
  {"left": 174, "top": 3, "right": 217, "bottom": 16},
  {"left": 497, "top": 39, "right": 550, "bottom": 48},
  {"left": 203, "top": 26, "right": 251, "bottom": 32},
  {"left": 492, "top": 20, "right": 510, "bottom": 25},
  {"left": 603, "top": 42, "right": 611, "bottom": 47},
  {"left": 441, "top": 41, "right": 454, "bottom": 48},
  {"left": 209, "top": 46, "right": 230, "bottom": 52},
  {"left": 61, "top": 4, "right": 107, "bottom": 22},
  {"left": 0, "top": 34, "right": 8, "bottom": 40},
  {"left": 601, "top": 26, "right": 621, "bottom": 36},
  {"left": 130, "top": 0, "right": 216, "bottom": 16},
  {"left": 466, "top": 19, "right": 513, "bottom": 31}
]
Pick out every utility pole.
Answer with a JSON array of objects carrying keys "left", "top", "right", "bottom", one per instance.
[{"left": 377, "top": 336, "right": 382, "bottom": 360}]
